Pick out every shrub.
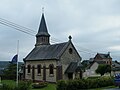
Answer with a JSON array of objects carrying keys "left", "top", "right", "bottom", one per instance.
[
  {"left": 57, "top": 76, "right": 114, "bottom": 90},
  {"left": 98, "top": 76, "right": 114, "bottom": 87},
  {"left": 57, "top": 80, "right": 67, "bottom": 90},
  {"left": 32, "top": 82, "right": 48, "bottom": 89},
  {"left": 66, "top": 80, "right": 78, "bottom": 90}
]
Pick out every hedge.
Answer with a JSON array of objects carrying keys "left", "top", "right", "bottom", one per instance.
[{"left": 57, "top": 76, "right": 114, "bottom": 90}]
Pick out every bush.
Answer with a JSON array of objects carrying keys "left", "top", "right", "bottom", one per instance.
[
  {"left": 32, "top": 82, "right": 48, "bottom": 89},
  {"left": 57, "top": 76, "right": 114, "bottom": 90},
  {"left": 66, "top": 80, "right": 78, "bottom": 90},
  {"left": 98, "top": 76, "right": 114, "bottom": 87},
  {"left": 57, "top": 80, "right": 67, "bottom": 90}
]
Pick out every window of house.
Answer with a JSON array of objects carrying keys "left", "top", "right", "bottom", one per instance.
[
  {"left": 49, "top": 64, "right": 54, "bottom": 75},
  {"left": 69, "top": 48, "right": 73, "bottom": 54},
  {"left": 41, "top": 37, "right": 44, "bottom": 42},
  {"left": 37, "top": 64, "right": 41, "bottom": 74},
  {"left": 27, "top": 65, "right": 31, "bottom": 73}
]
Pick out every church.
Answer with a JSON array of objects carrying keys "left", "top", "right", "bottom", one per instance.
[{"left": 23, "top": 13, "right": 83, "bottom": 82}]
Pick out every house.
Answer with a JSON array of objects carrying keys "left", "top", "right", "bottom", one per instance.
[
  {"left": 83, "top": 61, "right": 106, "bottom": 77},
  {"left": 112, "top": 61, "right": 120, "bottom": 75},
  {"left": 23, "top": 13, "right": 82, "bottom": 82},
  {"left": 83, "top": 53, "right": 112, "bottom": 77},
  {"left": 94, "top": 53, "right": 112, "bottom": 65},
  {"left": 81, "top": 60, "right": 93, "bottom": 68}
]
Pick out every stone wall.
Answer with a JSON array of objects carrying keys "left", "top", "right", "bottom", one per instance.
[
  {"left": 25, "top": 60, "right": 57, "bottom": 82},
  {"left": 60, "top": 43, "right": 81, "bottom": 79}
]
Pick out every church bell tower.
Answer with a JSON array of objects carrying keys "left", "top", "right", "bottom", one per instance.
[{"left": 35, "top": 13, "right": 50, "bottom": 46}]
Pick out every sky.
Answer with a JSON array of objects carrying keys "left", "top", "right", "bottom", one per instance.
[{"left": 0, "top": 0, "right": 120, "bottom": 62}]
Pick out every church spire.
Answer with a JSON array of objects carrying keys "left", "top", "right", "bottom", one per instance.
[
  {"left": 36, "top": 13, "right": 50, "bottom": 37},
  {"left": 36, "top": 12, "right": 50, "bottom": 46}
]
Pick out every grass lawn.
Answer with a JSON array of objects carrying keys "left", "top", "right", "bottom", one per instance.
[
  {"left": 1, "top": 80, "right": 56, "bottom": 90},
  {"left": 31, "top": 84, "right": 56, "bottom": 90}
]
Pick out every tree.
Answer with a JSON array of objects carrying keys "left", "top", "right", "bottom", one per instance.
[
  {"left": 95, "top": 64, "right": 111, "bottom": 76},
  {"left": 2, "top": 63, "right": 17, "bottom": 80},
  {"left": 106, "top": 64, "right": 111, "bottom": 76}
]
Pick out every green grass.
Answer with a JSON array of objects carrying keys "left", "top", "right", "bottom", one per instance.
[{"left": 31, "top": 84, "right": 56, "bottom": 90}]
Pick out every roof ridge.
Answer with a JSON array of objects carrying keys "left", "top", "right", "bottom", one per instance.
[
  {"left": 56, "top": 41, "right": 69, "bottom": 59},
  {"left": 51, "top": 42, "right": 68, "bottom": 46}
]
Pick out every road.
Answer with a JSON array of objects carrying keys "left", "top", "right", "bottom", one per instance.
[{"left": 104, "top": 87, "right": 120, "bottom": 90}]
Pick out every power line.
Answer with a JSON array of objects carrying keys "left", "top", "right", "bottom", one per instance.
[
  {"left": 0, "top": 17, "right": 109, "bottom": 56},
  {"left": 0, "top": 18, "right": 36, "bottom": 34},
  {"left": 0, "top": 18, "right": 97, "bottom": 54},
  {"left": 0, "top": 18, "right": 58, "bottom": 44},
  {"left": 0, "top": 18, "right": 35, "bottom": 36},
  {"left": 0, "top": 21, "right": 35, "bottom": 36}
]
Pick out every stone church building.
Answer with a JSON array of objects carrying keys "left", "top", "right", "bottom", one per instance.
[{"left": 23, "top": 13, "right": 82, "bottom": 82}]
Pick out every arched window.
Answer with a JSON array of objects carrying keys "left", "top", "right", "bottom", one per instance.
[
  {"left": 27, "top": 65, "right": 31, "bottom": 73},
  {"left": 37, "top": 64, "right": 41, "bottom": 74},
  {"left": 49, "top": 64, "right": 54, "bottom": 74}
]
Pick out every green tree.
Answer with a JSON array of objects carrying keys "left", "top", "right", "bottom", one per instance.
[
  {"left": 2, "top": 63, "right": 17, "bottom": 80},
  {"left": 95, "top": 64, "right": 111, "bottom": 76},
  {"left": 106, "top": 64, "right": 111, "bottom": 76}
]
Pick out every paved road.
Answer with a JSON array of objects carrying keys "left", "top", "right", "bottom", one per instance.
[{"left": 104, "top": 87, "right": 120, "bottom": 90}]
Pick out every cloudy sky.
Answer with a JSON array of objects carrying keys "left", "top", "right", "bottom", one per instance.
[{"left": 0, "top": 0, "right": 120, "bottom": 62}]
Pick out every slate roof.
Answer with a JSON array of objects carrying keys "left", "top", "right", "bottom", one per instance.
[
  {"left": 96, "top": 61, "right": 106, "bottom": 64},
  {"left": 24, "top": 42, "right": 69, "bottom": 61},
  {"left": 112, "top": 61, "right": 120, "bottom": 68},
  {"left": 112, "top": 67, "right": 120, "bottom": 71},
  {"left": 112, "top": 61, "right": 120, "bottom": 71},
  {"left": 97, "top": 53, "right": 112, "bottom": 59},
  {"left": 65, "top": 62, "right": 83, "bottom": 73},
  {"left": 36, "top": 14, "right": 50, "bottom": 37}
]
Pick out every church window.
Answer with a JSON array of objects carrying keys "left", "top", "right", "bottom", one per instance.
[
  {"left": 37, "top": 64, "right": 41, "bottom": 74},
  {"left": 49, "top": 64, "right": 54, "bottom": 74},
  {"left": 69, "top": 48, "right": 73, "bottom": 54},
  {"left": 41, "top": 37, "right": 44, "bottom": 42},
  {"left": 27, "top": 65, "right": 31, "bottom": 73}
]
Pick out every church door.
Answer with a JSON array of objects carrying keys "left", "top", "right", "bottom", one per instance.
[
  {"left": 43, "top": 65, "right": 46, "bottom": 81},
  {"left": 68, "top": 73, "right": 73, "bottom": 79},
  {"left": 32, "top": 66, "right": 35, "bottom": 81}
]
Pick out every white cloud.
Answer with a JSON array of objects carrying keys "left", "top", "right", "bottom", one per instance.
[
  {"left": 96, "top": 16, "right": 120, "bottom": 31},
  {"left": 108, "top": 45, "right": 120, "bottom": 51}
]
